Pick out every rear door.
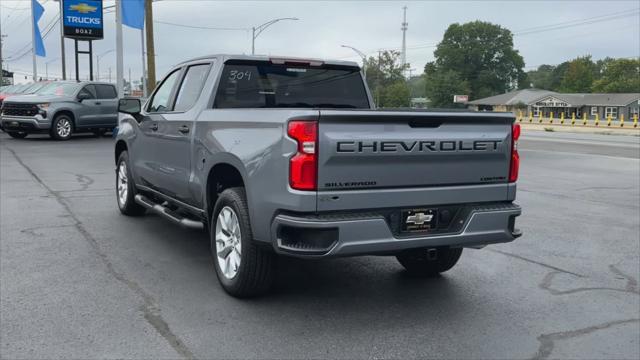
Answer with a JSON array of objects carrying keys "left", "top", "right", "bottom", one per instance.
[
  {"left": 316, "top": 111, "right": 513, "bottom": 191},
  {"left": 94, "top": 84, "right": 118, "bottom": 126},
  {"left": 134, "top": 63, "right": 212, "bottom": 205}
]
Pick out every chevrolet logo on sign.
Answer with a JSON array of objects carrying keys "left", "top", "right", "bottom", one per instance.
[{"left": 70, "top": 3, "right": 97, "bottom": 13}]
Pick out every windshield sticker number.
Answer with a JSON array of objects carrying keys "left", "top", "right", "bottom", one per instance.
[{"left": 229, "top": 70, "right": 252, "bottom": 81}]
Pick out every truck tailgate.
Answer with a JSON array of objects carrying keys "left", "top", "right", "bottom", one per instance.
[{"left": 317, "top": 110, "right": 514, "bottom": 194}]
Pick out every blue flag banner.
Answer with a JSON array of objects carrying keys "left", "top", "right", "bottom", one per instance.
[
  {"left": 32, "top": 0, "right": 46, "bottom": 57},
  {"left": 122, "top": 0, "right": 145, "bottom": 30}
]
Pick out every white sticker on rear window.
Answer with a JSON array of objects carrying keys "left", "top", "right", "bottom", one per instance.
[{"left": 286, "top": 68, "right": 307, "bottom": 72}]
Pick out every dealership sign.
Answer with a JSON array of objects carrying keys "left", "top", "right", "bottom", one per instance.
[{"left": 63, "top": 0, "right": 103, "bottom": 40}]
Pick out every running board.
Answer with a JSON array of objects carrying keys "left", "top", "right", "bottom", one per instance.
[{"left": 134, "top": 194, "right": 204, "bottom": 230}]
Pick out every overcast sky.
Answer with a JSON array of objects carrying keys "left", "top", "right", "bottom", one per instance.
[{"left": 1, "top": 0, "right": 639, "bottom": 84}]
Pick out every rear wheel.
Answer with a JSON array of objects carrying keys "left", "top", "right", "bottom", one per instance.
[
  {"left": 7, "top": 131, "right": 28, "bottom": 139},
  {"left": 50, "top": 114, "right": 73, "bottom": 140},
  {"left": 396, "top": 247, "right": 463, "bottom": 276},
  {"left": 211, "top": 187, "right": 275, "bottom": 297},
  {"left": 116, "top": 151, "right": 146, "bottom": 216}
]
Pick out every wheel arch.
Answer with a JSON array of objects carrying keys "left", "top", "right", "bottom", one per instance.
[
  {"left": 115, "top": 140, "right": 128, "bottom": 165},
  {"left": 205, "top": 161, "right": 247, "bottom": 219},
  {"left": 52, "top": 109, "right": 76, "bottom": 128}
]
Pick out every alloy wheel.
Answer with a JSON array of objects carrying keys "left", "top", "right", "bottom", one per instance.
[{"left": 215, "top": 206, "right": 242, "bottom": 279}]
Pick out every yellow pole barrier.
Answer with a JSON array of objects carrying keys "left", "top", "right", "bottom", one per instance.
[
  {"left": 549, "top": 112, "right": 554, "bottom": 124},
  {"left": 560, "top": 112, "right": 565, "bottom": 124},
  {"left": 595, "top": 113, "right": 600, "bottom": 126},
  {"left": 620, "top": 114, "right": 625, "bottom": 127},
  {"left": 538, "top": 112, "right": 543, "bottom": 123},
  {"left": 529, "top": 112, "right": 533, "bottom": 123},
  {"left": 571, "top": 112, "right": 576, "bottom": 126},
  {"left": 633, "top": 114, "right": 638, "bottom": 128},
  {"left": 582, "top": 113, "right": 587, "bottom": 126},
  {"left": 607, "top": 114, "right": 612, "bottom": 127}
]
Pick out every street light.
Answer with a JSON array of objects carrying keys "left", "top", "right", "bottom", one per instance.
[
  {"left": 340, "top": 45, "right": 367, "bottom": 78},
  {"left": 45, "top": 58, "right": 59, "bottom": 80},
  {"left": 96, "top": 49, "right": 115, "bottom": 82},
  {"left": 252, "top": 17, "right": 299, "bottom": 55}
]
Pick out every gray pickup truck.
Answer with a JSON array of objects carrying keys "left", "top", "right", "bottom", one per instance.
[
  {"left": 1, "top": 81, "right": 118, "bottom": 140},
  {"left": 115, "top": 55, "right": 522, "bottom": 297}
]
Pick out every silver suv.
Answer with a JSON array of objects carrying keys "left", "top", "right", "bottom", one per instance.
[{"left": 0, "top": 81, "right": 119, "bottom": 140}]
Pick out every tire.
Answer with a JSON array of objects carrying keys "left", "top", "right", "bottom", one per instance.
[
  {"left": 116, "top": 151, "right": 146, "bottom": 216},
  {"left": 7, "top": 131, "right": 28, "bottom": 139},
  {"left": 50, "top": 114, "right": 74, "bottom": 140},
  {"left": 211, "top": 187, "right": 275, "bottom": 297},
  {"left": 396, "top": 247, "right": 463, "bottom": 277}
]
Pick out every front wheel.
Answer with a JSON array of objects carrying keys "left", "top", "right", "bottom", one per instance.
[
  {"left": 50, "top": 115, "right": 74, "bottom": 140},
  {"left": 7, "top": 131, "right": 28, "bottom": 139},
  {"left": 396, "top": 247, "right": 463, "bottom": 277},
  {"left": 116, "top": 151, "right": 146, "bottom": 216},
  {"left": 211, "top": 187, "right": 275, "bottom": 297}
]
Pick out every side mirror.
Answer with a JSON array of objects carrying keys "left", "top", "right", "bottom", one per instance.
[
  {"left": 118, "top": 98, "right": 141, "bottom": 115},
  {"left": 77, "top": 92, "right": 91, "bottom": 102}
]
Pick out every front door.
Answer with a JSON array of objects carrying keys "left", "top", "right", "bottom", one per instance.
[
  {"left": 94, "top": 84, "right": 119, "bottom": 127},
  {"left": 75, "top": 85, "right": 104, "bottom": 127}
]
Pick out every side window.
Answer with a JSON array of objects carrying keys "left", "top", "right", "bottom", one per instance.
[
  {"left": 95, "top": 84, "right": 117, "bottom": 99},
  {"left": 147, "top": 69, "right": 181, "bottom": 113},
  {"left": 174, "top": 64, "right": 211, "bottom": 112},
  {"left": 79, "top": 85, "right": 96, "bottom": 99}
]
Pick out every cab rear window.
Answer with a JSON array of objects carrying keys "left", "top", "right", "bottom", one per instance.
[{"left": 214, "top": 61, "right": 370, "bottom": 109}]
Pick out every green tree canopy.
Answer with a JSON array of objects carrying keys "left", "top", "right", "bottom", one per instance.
[
  {"left": 424, "top": 69, "right": 470, "bottom": 108},
  {"left": 559, "top": 56, "right": 596, "bottom": 92},
  {"left": 424, "top": 21, "right": 525, "bottom": 105},
  {"left": 381, "top": 81, "right": 411, "bottom": 107},
  {"left": 364, "top": 50, "right": 409, "bottom": 107},
  {"left": 592, "top": 58, "right": 640, "bottom": 93}
]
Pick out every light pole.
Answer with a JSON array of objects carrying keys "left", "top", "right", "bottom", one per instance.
[
  {"left": 340, "top": 45, "right": 367, "bottom": 78},
  {"left": 45, "top": 58, "right": 58, "bottom": 80},
  {"left": 96, "top": 49, "right": 114, "bottom": 82},
  {"left": 251, "top": 17, "right": 299, "bottom": 55},
  {"left": 53, "top": 0, "right": 66, "bottom": 80}
]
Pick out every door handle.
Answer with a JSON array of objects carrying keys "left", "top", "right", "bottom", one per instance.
[
  {"left": 150, "top": 123, "right": 158, "bottom": 131},
  {"left": 95, "top": 102, "right": 102, "bottom": 105},
  {"left": 178, "top": 125, "right": 190, "bottom": 134}
]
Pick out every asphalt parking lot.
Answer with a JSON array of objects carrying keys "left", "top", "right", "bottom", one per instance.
[{"left": 1, "top": 130, "right": 639, "bottom": 359}]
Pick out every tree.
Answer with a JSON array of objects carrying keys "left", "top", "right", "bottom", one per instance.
[
  {"left": 424, "top": 69, "right": 470, "bottom": 108},
  {"left": 592, "top": 58, "right": 640, "bottom": 93},
  {"left": 382, "top": 81, "right": 411, "bottom": 107},
  {"left": 424, "top": 21, "right": 525, "bottom": 102},
  {"left": 364, "top": 50, "right": 409, "bottom": 107},
  {"left": 527, "top": 64, "right": 556, "bottom": 90},
  {"left": 407, "top": 75, "right": 426, "bottom": 98},
  {"left": 559, "top": 56, "right": 596, "bottom": 92}
]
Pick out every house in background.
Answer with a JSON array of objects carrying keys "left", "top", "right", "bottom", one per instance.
[
  {"left": 466, "top": 89, "right": 556, "bottom": 112},
  {"left": 468, "top": 89, "right": 640, "bottom": 120}
]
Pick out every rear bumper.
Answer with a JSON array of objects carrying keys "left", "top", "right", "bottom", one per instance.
[{"left": 270, "top": 202, "right": 522, "bottom": 258}]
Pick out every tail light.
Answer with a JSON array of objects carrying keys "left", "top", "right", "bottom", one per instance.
[
  {"left": 288, "top": 120, "right": 318, "bottom": 191},
  {"left": 509, "top": 123, "right": 521, "bottom": 182}
]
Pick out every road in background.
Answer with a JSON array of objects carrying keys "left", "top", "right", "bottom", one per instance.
[{"left": 1, "top": 131, "right": 638, "bottom": 359}]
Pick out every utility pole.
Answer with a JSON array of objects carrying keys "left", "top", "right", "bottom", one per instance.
[
  {"left": 128, "top": 67, "right": 131, "bottom": 94},
  {"left": 116, "top": 0, "right": 124, "bottom": 96},
  {"left": 140, "top": 27, "right": 147, "bottom": 96},
  {"left": 376, "top": 50, "right": 382, "bottom": 108},
  {"left": 55, "top": 0, "right": 66, "bottom": 80},
  {"left": 401, "top": 6, "right": 408, "bottom": 77},
  {"left": 145, "top": 0, "right": 156, "bottom": 92},
  {"left": 0, "top": 34, "right": 6, "bottom": 85}
]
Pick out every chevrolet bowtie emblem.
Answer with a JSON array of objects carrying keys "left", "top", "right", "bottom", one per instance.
[
  {"left": 70, "top": 3, "right": 98, "bottom": 14},
  {"left": 406, "top": 212, "right": 433, "bottom": 225}
]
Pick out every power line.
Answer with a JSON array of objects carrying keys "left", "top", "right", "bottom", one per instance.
[{"left": 154, "top": 20, "right": 248, "bottom": 31}]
